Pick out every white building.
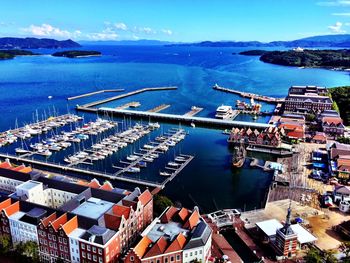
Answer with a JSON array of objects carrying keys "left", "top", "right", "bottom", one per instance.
[{"left": 68, "top": 227, "right": 85, "bottom": 263}]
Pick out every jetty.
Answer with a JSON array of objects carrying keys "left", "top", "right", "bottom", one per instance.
[
  {"left": 213, "top": 84, "right": 285, "bottom": 103},
  {"left": 92, "top": 107, "right": 275, "bottom": 129},
  {"left": 184, "top": 107, "right": 204, "bottom": 117},
  {"left": 147, "top": 104, "right": 171, "bottom": 113},
  {"left": 79, "top": 86, "right": 177, "bottom": 108},
  {"left": 162, "top": 154, "right": 194, "bottom": 184},
  {"left": 116, "top": 101, "right": 141, "bottom": 110},
  {"left": 67, "top": 89, "right": 124, "bottom": 100},
  {"left": 0, "top": 153, "right": 162, "bottom": 188}
]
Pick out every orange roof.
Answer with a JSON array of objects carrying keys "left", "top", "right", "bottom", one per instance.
[
  {"left": 164, "top": 233, "right": 187, "bottom": 253},
  {"left": 17, "top": 166, "right": 32, "bottom": 173},
  {"left": 104, "top": 213, "right": 122, "bottom": 230},
  {"left": 313, "top": 133, "right": 327, "bottom": 141},
  {"left": 138, "top": 190, "right": 152, "bottom": 206},
  {"left": 41, "top": 212, "right": 57, "bottom": 228},
  {"left": 112, "top": 205, "right": 131, "bottom": 219},
  {"left": 160, "top": 206, "right": 178, "bottom": 223},
  {"left": 279, "top": 123, "right": 304, "bottom": 131},
  {"left": 12, "top": 165, "right": 25, "bottom": 171},
  {"left": 0, "top": 162, "right": 12, "bottom": 169},
  {"left": 134, "top": 236, "right": 153, "bottom": 258},
  {"left": 3, "top": 201, "right": 20, "bottom": 217},
  {"left": 338, "top": 158, "right": 350, "bottom": 168},
  {"left": 0, "top": 199, "right": 12, "bottom": 211},
  {"left": 178, "top": 207, "right": 190, "bottom": 221},
  {"left": 62, "top": 216, "right": 78, "bottom": 235},
  {"left": 51, "top": 213, "right": 68, "bottom": 231},
  {"left": 323, "top": 116, "right": 343, "bottom": 125},
  {"left": 144, "top": 237, "right": 168, "bottom": 258},
  {"left": 88, "top": 179, "right": 101, "bottom": 188},
  {"left": 286, "top": 130, "right": 304, "bottom": 139},
  {"left": 184, "top": 210, "right": 200, "bottom": 230},
  {"left": 76, "top": 180, "right": 88, "bottom": 186},
  {"left": 99, "top": 181, "right": 113, "bottom": 191}
]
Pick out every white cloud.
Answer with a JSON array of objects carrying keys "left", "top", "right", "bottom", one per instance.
[
  {"left": 332, "top": 12, "right": 350, "bottom": 15},
  {"left": 328, "top": 21, "right": 346, "bottom": 33},
  {"left": 22, "top": 23, "right": 81, "bottom": 39},
  {"left": 161, "top": 29, "right": 173, "bottom": 35},
  {"left": 318, "top": 0, "right": 350, "bottom": 6},
  {"left": 114, "top": 22, "right": 128, "bottom": 31},
  {"left": 138, "top": 27, "right": 155, "bottom": 34},
  {"left": 86, "top": 29, "right": 118, "bottom": 40}
]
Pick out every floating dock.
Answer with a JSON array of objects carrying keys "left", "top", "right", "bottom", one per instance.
[
  {"left": 213, "top": 85, "right": 285, "bottom": 103},
  {"left": 147, "top": 104, "right": 171, "bottom": 113},
  {"left": 93, "top": 107, "right": 275, "bottom": 129},
  {"left": 116, "top": 101, "right": 141, "bottom": 110},
  {"left": 162, "top": 154, "right": 194, "bottom": 184},
  {"left": 79, "top": 86, "right": 177, "bottom": 108},
  {"left": 183, "top": 107, "right": 204, "bottom": 117},
  {"left": 67, "top": 89, "right": 125, "bottom": 100}
]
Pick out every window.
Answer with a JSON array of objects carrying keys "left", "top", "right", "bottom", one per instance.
[
  {"left": 93, "top": 247, "right": 96, "bottom": 253},
  {"left": 130, "top": 256, "right": 134, "bottom": 261},
  {"left": 82, "top": 252, "right": 86, "bottom": 258},
  {"left": 81, "top": 244, "right": 85, "bottom": 249},
  {"left": 165, "top": 258, "right": 168, "bottom": 263},
  {"left": 93, "top": 255, "right": 97, "bottom": 262},
  {"left": 87, "top": 245, "right": 91, "bottom": 251},
  {"left": 190, "top": 252, "right": 193, "bottom": 257},
  {"left": 170, "top": 256, "right": 174, "bottom": 262},
  {"left": 176, "top": 255, "right": 180, "bottom": 261},
  {"left": 199, "top": 250, "right": 202, "bottom": 254},
  {"left": 88, "top": 253, "right": 91, "bottom": 260},
  {"left": 195, "top": 251, "right": 197, "bottom": 255},
  {"left": 59, "top": 237, "right": 62, "bottom": 243},
  {"left": 98, "top": 248, "right": 102, "bottom": 255},
  {"left": 99, "top": 257, "right": 103, "bottom": 263}
]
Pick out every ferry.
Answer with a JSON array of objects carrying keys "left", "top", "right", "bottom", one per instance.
[{"left": 215, "top": 105, "right": 233, "bottom": 119}]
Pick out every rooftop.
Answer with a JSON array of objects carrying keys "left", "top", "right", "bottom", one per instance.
[
  {"left": 290, "top": 224, "right": 317, "bottom": 244},
  {"left": 16, "top": 180, "right": 42, "bottom": 191},
  {"left": 72, "top": 197, "right": 114, "bottom": 220},
  {"left": 147, "top": 221, "right": 189, "bottom": 243},
  {"left": 256, "top": 219, "right": 283, "bottom": 237}
]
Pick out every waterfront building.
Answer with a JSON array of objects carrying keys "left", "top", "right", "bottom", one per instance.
[
  {"left": 284, "top": 86, "right": 332, "bottom": 114},
  {"left": 0, "top": 161, "right": 154, "bottom": 262},
  {"left": 321, "top": 116, "right": 345, "bottom": 137},
  {"left": 124, "top": 206, "right": 212, "bottom": 263},
  {"left": 228, "top": 127, "right": 283, "bottom": 147}
]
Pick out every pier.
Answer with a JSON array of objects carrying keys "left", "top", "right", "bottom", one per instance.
[
  {"left": 147, "top": 104, "right": 171, "bottom": 113},
  {"left": 67, "top": 89, "right": 125, "bottom": 100},
  {"left": 116, "top": 101, "right": 141, "bottom": 110},
  {"left": 79, "top": 86, "right": 177, "bottom": 108},
  {"left": 0, "top": 153, "right": 163, "bottom": 188},
  {"left": 163, "top": 154, "right": 194, "bottom": 184},
  {"left": 183, "top": 107, "right": 204, "bottom": 117},
  {"left": 213, "top": 85, "right": 285, "bottom": 103},
  {"left": 94, "top": 107, "right": 275, "bottom": 129}
]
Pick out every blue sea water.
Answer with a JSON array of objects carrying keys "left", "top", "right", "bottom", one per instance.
[{"left": 0, "top": 45, "right": 349, "bottom": 213}]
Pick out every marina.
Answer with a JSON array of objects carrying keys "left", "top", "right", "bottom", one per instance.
[
  {"left": 213, "top": 84, "right": 285, "bottom": 103},
  {"left": 116, "top": 101, "right": 141, "bottom": 109},
  {"left": 67, "top": 89, "right": 125, "bottom": 100},
  {"left": 183, "top": 106, "right": 204, "bottom": 117}
]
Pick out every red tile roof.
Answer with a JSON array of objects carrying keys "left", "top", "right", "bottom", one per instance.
[
  {"left": 62, "top": 216, "right": 78, "bottom": 235},
  {"left": 0, "top": 162, "right": 12, "bottom": 169},
  {"left": 112, "top": 205, "right": 131, "bottom": 219},
  {"left": 160, "top": 206, "right": 178, "bottom": 223},
  {"left": 134, "top": 236, "right": 153, "bottom": 258},
  {"left": 99, "top": 181, "right": 113, "bottom": 191},
  {"left": 184, "top": 210, "right": 200, "bottom": 230},
  {"left": 138, "top": 190, "right": 152, "bottom": 206},
  {"left": 104, "top": 213, "right": 122, "bottom": 230},
  {"left": 41, "top": 212, "right": 57, "bottom": 228},
  {"left": 88, "top": 179, "right": 101, "bottom": 189},
  {"left": 286, "top": 130, "right": 305, "bottom": 139},
  {"left": 322, "top": 116, "right": 343, "bottom": 125},
  {"left": 178, "top": 207, "right": 190, "bottom": 222},
  {"left": 51, "top": 213, "right": 68, "bottom": 231},
  {"left": 144, "top": 237, "right": 168, "bottom": 258},
  {"left": 164, "top": 233, "right": 187, "bottom": 253}
]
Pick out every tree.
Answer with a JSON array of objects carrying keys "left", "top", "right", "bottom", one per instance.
[
  {"left": 306, "top": 113, "right": 316, "bottom": 122},
  {"left": 324, "top": 250, "right": 337, "bottom": 263},
  {"left": 154, "top": 194, "right": 174, "bottom": 216},
  {"left": 305, "top": 248, "right": 323, "bottom": 263},
  {"left": 0, "top": 235, "right": 11, "bottom": 255}
]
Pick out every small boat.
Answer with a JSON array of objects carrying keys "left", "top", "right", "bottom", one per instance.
[
  {"left": 166, "top": 141, "right": 176, "bottom": 147},
  {"left": 175, "top": 156, "right": 186, "bottom": 162},
  {"left": 149, "top": 153, "right": 159, "bottom": 159},
  {"left": 15, "top": 148, "right": 31, "bottom": 154},
  {"left": 143, "top": 144, "right": 154, "bottom": 150},
  {"left": 137, "top": 161, "right": 147, "bottom": 168},
  {"left": 167, "top": 161, "right": 180, "bottom": 167},
  {"left": 36, "top": 149, "right": 52, "bottom": 157},
  {"left": 160, "top": 171, "right": 172, "bottom": 177},
  {"left": 126, "top": 167, "right": 141, "bottom": 173},
  {"left": 126, "top": 155, "right": 138, "bottom": 161},
  {"left": 190, "top": 122, "right": 196, "bottom": 128},
  {"left": 149, "top": 122, "right": 160, "bottom": 129},
  {"left": 143, "top": 156, "right": 154, "bottom": 162}
]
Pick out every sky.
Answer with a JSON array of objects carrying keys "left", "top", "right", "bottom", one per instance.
[{"left": 0, "top": 0, "right": 350, "bottom": 42}]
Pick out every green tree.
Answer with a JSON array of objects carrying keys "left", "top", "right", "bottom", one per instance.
[
  {"left": 0, "top": 234, "right": 11, "bottom": 255},
  {"left": 306, "top": 113, "right": 316, "bottom": 122},
  {"left": 305, "top": 248, "right": 323, "bottom": 263},
  {"left": 154, "top": 194, "right": 174, "bottom": 216},
  {"left": 324, "top": 250, "right": 337, "bottom": 263}
]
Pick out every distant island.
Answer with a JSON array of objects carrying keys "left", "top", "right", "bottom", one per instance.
[
  {"left": 0, "top": 49, "right": 38, "bottom": 60},
  {"left": 239, "top": 49, "right": 350, "bottom": 69},
  {"left": 52, "top": 50, "right": 101, "bottom": 58},
  {"left": 0, "top": 37, "right": 80, "bottom": 49},
  {"left": 168, "top": 34, "right": 350, "bottom": 48}
]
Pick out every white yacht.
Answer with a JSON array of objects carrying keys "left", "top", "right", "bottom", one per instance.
[{"left": 215, "top": 105, "right": 233, "bottom": 119}]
